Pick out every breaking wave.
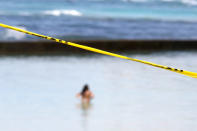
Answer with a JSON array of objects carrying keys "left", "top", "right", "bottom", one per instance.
[
  {"left": 42, "top": 10, "right": 82, "bottom": 16},
  {"left": 0, "top": 10, "right": 82, "bottom": 17},
  {"left": 2, "top": 26, "right": 26, "bottom": 40},
  {"left": 122, "top": 0, "right": 197, "bottom": 6}
]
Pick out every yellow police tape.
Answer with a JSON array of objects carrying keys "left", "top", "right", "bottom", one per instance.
[{"left": 0, "top": 23, "right": 197, "bottom": 78}]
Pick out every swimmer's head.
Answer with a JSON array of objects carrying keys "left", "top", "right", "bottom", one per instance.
[
  {"left": 81, "top": 84, "right": 89, "bottom": 96},
  {"left": 84, "top": 84, "right": 89, "bottom": 89}
]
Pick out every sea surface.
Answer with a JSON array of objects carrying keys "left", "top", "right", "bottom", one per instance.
[
  {"left": 0, "top": 52, "right": 197, "bottom": 131},
  {"left": 0, "top": 0, "right": 197, "bottom": 40}
]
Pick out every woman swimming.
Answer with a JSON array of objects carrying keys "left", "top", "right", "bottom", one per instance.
[{"left": 77, "top": 84, "right": 94, "bottom": 103}]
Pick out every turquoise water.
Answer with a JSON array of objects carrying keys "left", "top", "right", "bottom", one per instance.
[
  {"left": 1, "top": 0, "right": 197, "bottom": 20},
  {"left": 0, "top": 0, "right": 197, "bottom": 40},
  {"left": 0, "top": 52, "right": 197, "bottom": 131}
]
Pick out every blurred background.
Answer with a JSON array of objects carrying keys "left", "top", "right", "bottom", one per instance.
[
  {"left": 1, "top": 0, "right": 197, "bottom": 40},
  {"left": 0, "top": 0, "right": 197, "bottom": 131}
]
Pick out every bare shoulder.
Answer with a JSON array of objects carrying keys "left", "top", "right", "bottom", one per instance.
[
  {"left": 76, "top": 93, "right": 81, "bottom": 97},
  {"left": 87, "top": 91, "right": 94, "bottom": 97}
]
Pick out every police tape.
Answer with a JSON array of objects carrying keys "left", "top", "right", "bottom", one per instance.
[{"left": 0, "top": 23, "right": 197, "bottom": 78}]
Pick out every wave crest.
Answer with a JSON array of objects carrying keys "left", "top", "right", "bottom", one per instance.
[
  {"left": 43, "top": 10, "right": 82, "bottom": 16},
  {"left": 181, "top": 0, "right": 197, "bottom": 5},
  {"left": 3, "top": 26, "right": 26, "bottom": 40},
  {"left": 122, "top": 0, "right": 197, "bottom": 6}
]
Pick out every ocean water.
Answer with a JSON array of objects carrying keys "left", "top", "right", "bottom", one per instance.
[
  {"left": 0, "top": 52, "right": 197, "bottom": 131},
  {"left": 0, "top": 0, "right": 197, "bottom": 40}
]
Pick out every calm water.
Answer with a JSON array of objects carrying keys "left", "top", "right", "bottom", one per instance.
[
  {"left": 0, "top": 52, "right": 197, "bottom": 131},
  {"left": 1, "top": 0, "right": 197, "bottom": 40}
]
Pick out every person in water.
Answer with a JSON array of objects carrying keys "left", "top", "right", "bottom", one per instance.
[{"left": 77, "top": 84, "right": 94, "bottom": 103}]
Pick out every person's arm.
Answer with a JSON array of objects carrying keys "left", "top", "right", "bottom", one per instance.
[
  {"left": 76, "top": 93, "right": 81, "bottom": 98},
  {"left": 90, "top": 92, "right": 94, "bottom": 99}
]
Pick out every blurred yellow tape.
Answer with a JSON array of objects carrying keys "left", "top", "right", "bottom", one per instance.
[{"left": 0, "top": 23, "right": 197, "bottom": 78}]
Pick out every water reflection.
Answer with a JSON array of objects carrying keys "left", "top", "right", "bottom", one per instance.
[
  {"left": 81, "top": 102, "right": 92, "bottom": 117},
  {"left": 77, "top": 102, "right": 93, "bottom": 131}
]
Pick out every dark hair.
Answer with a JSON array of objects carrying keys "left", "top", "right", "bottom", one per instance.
[{"left": 81, "top": 84, "right": 89, "bottom": 96}]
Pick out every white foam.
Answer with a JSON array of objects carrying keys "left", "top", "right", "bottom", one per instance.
[
  {"left": 161, "top": 0, "right": 175, "bottom": 2},
  {"left": 181, "top": 0, "right": 197, "bottom": 5},
  {"left": 43, "top": 10, "right": 82, "bottom": 16},
  {"left": 4, "top": 26, "right": 26, "bottom": 40},
  {"left": 124, "top": 0, "right": 197, "bottom": 5},
  {"left": 162, "top": 0, "right": 197, "bottom": 5}
]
